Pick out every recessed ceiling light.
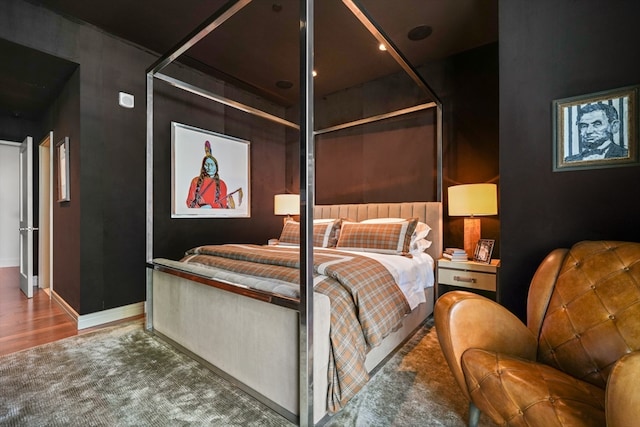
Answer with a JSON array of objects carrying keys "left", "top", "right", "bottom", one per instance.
[
  {"left": 378, "top": 43, "right": 387, "bottom": 51},
  {"left": 276, "top": 80, "right": 293, "bottom": 89},
  {"left": 407, "top": 25, "right": 433, "bottom": 41}
]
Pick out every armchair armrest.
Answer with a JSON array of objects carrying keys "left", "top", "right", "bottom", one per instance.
[
  {"left": 606, "top": 350, "right": 640, "bottom": 427},
  {"left": 435, "top": 291, "right": 537, "bottom": 401}
]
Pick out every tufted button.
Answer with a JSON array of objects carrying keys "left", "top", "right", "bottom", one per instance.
[
  {"left": 624, "top": 267, "right": 630, "bottom": 272},
  {"left": 549, "top": 397, "right": 556, "bottom": 403},
  {"left": 609, "top": 314, "right": 615, "bottom": 320},
  {"left": 562, "top": 304, "right": 567, "bottom": 310},
  {"left": 518, "top": 409, "right": 523, "bottom": 415},
  {"left": 590, "top": 285, "right": 596, "bottom": 290},
  {"left": 575, "top": 334, "right": 581, "bottom": 339},
  {"left": 575, "top": 262, "right": 581, "bottom": 268}
]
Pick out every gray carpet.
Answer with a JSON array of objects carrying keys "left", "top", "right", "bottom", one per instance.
[{"left": 0, "top": 319, "right": 496, "bottom": 426}]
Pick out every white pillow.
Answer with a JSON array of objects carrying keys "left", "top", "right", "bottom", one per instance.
[
  {"left": 410, "top": 238, "right": 432, "bottom": 255},
  {"left": 414, "top": 221, "right": 431, "bottom": 241}
]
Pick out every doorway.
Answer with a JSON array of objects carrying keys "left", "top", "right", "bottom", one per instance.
[
  {"left": 0, "top": 135, "right": 76, "bottom": 355},
  {"left": 0, "top": 141, "right": 20, "bottom": 268},
  {"left": 0, "top": 135, "right": 51, "bottom": 293}
]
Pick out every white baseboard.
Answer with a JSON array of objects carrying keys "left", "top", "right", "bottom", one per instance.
[
  {"left": 77, "top": 302, "right": 145, "bottom": 330},
  {"left": 51, "top": 291, "right": 145, "bottom": 330},
  {"left": 0, "top": 258, "right": 19, "bottom": 268}
]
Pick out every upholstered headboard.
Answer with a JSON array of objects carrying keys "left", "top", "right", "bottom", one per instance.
[{"left": 314, "top": 201, "right": 443, "bottom": 262}]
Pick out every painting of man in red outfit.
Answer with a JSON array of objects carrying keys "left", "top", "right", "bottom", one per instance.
[{"left": 172, "top": 122, "right": 249, "bottom": 218}]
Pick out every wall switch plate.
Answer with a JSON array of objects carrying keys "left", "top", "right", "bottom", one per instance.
[{"left": 118, "top": 92, "right": 134, "bottom": 108}]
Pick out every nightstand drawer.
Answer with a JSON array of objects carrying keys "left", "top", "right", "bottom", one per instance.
[{"left": 438, "top": 268, "right": 496, "bottom": 292}]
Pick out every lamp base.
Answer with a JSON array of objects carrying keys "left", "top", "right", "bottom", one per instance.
[{"left": 464, "top": 217, "right": 481, "bottom": 259}]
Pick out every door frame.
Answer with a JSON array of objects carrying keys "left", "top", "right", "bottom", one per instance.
[{"left": 38, "top": 132, "right": 53, "bottom": 294}]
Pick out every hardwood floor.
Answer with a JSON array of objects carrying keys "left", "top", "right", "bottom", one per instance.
[
  {"left": 0, "top": 267, "right": 143, "bottom": 357},
  {"left": 0, "top": 267, "right": 78, "bottom": 356}
]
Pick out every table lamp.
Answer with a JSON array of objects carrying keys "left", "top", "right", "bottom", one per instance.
[
  {"left": 274, "top": 194, "right": 300, "bottom": 223},
  {"left": 448, "top": 183, "right": 498, "bottom": 259}
]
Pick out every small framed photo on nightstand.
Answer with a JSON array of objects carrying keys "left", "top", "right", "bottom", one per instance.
[{"left": 474, "top": 239, "right": 495, "bottom": 264}]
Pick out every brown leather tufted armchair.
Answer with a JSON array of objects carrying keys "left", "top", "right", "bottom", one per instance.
[{"left": 435, "top": 241, "right": 640, "bottom": 427}]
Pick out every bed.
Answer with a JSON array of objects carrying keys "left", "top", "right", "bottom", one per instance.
[{"left": 147, "top": 201, "right": 442, "bottom": 424}]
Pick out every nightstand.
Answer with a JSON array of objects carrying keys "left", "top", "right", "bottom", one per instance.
[{"left": 437, "top": 258, "right": 500, "bottom": 301}]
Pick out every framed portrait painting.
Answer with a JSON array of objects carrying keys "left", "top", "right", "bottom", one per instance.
[
  {"left": 553, "top": 85, "right": 639, "bottom": 172},
  {"left": 56, "top": 137, "right": 70, "bottom": 202},
  {"left": 473, "top": 239, "right": 494, "bottom": 264},
  {"left": 171, "top": 122, "right": 250, "bottom": 218}
]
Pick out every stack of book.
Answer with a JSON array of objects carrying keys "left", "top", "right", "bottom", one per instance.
[{"left": 443, "top": 248, "right": 468, "bottom": 262}]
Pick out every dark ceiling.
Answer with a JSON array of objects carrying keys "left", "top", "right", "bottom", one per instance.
[
  {"left": 0, "top": 38, "right": 78, "bottom": 120},
  {"left": 2, "top": 0, "right": 497, "bottom": 117}
]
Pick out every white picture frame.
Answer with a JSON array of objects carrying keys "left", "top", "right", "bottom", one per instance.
[
  {"left": 56, "top": 137, "right": 70, "bottom": 202},
  {"left": 171, "top": 122, "right": 250, "bottom": 218}
]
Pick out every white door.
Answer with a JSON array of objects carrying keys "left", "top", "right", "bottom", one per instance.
[{"left": 19, "top": 136, "right": 36, "bottom": 298}]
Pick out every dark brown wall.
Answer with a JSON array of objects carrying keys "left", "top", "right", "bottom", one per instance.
[
  {"left": 286, "top": 57, "right": 460, "bottom": 205},
  {"left": 47, "top": 68, "right": 81, "bottom": 310},
  {"left": 5, "top": 1, "right": 153, "bottom": 314},
  {"left": 314, "top": 113, "right": 437, "bottom": 204},
  {"left": 500, "top": 1, "right": 640, "bottom": 319},
  {"left": 2, "top": 0, "right": 287, "bottom": 314},
  {"left": 441, "top": 44, "right": 500, "bottom": 256},
  {"left": 294, "top": 43, "right": 500, "bottom": 252},
  {"left": 152, "top": 71, "right": 287, "bottom": 261}
]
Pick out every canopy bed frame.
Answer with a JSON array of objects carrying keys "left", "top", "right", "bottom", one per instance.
[{"left": 145, "top": 1, "right": 443, "bottom": 425}]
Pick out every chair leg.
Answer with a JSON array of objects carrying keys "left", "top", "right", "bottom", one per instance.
[{"left": 468, "top": 401, "right": 480, "bottom": 427}]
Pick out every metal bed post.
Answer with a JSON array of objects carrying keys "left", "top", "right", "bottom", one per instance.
[
  {"left": 436, "top": 104, "right": 443, "bottom": 202},
  {"left": 299, "top": 0, "right": 315, "bottom": 424},
  {"left": 145, "top": 71, "right": 154, "bottom": 331}
]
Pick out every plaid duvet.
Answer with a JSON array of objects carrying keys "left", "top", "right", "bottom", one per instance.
[{"left": 182, "top": 244, "right": 411, "bottom": 412}]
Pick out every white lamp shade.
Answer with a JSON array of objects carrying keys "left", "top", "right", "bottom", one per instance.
[
  {"left": 274, "top": 194, "right": 300, "bottom": 215},
  {"left": 448, "top": 183, "right": 498, "bottom": 216}
]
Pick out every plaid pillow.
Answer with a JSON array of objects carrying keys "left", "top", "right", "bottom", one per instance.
[
  {"left": 361, "top": 217, "right": 432, "bottom": 253},
  {"left": 278, "top": 219, "right": 342, "bottom": 247},
  {"left": 336, "top": 218, "right": 419, "bottom": 255}
]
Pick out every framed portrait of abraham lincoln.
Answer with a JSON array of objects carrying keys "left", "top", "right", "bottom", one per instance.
[
  {"left": 171, "top": 122, "right": 250, "bottom": 218},
  {"left": 553, "top": 85, "right": 639, "bottom": 172}
]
